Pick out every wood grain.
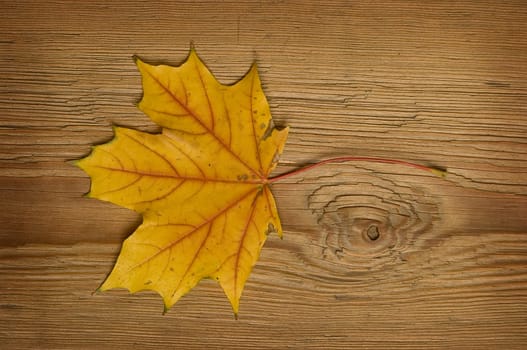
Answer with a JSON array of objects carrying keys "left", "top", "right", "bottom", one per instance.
[{"left": 1, "top": 1, "right": 526, "bottom": 348}]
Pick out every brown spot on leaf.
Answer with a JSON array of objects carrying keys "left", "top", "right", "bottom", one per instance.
[
  {"left": 237, "top": 174, "right": 249, "bottom": 181},
  {"left": 265, "top": 223, "right": 276, "bottom": 235}
]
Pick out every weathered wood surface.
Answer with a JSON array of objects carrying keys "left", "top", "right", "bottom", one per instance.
[{"left": 1, "top": 1, "right": 527, "bottom": 348}]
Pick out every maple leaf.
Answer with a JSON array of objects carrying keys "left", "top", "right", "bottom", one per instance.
[{"left": 76, "top": 48, "right": 289, "bottom": 315}]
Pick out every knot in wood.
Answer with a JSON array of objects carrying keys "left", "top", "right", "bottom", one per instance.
[{"left": 307, "top": 173, "right": 439, "bottom": 272}]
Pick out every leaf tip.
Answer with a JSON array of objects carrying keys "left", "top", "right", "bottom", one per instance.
[
  {"left": 67, "top": 158, "right": 81, "bottom": 168},
  {"left": 245, "top": 61, "right": 260, "bottom": 83},
  {"left": 429, "top": 167, "right": 448, "bottom": 178},
  {"left": 131, "top": 54, "right": 141, "bottom": 64},
  {"left": 250, "top": 60, "right": 258, "bottom": 72},
  {"left": 188, "top": 44, "right": 200, "bottom": 63},
  {"left": 162, "top": 304, "right": 170, "bottom": 315},
  {"left": 229, "top": 299, "right": 241, "bottom": 318}
]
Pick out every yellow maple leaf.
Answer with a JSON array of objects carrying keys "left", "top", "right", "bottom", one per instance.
[{"left": 76, "top": 48, "right": 289, "bottom": 316}]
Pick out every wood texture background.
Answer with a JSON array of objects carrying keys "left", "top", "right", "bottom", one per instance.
[{"left": 1, "top": 1, "right": 527, "bottom": 348}]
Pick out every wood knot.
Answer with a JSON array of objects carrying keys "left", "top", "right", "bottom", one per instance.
[
  {"left": 307, "top": 172, "right": 440, "bottom": 271},
  {"left": 366, "top": 225, "right": 380, "bottom": 241}
]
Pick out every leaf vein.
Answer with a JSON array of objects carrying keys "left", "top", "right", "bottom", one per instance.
[
  {"left": 249, "top": 69, "right": 264, "bottom": 176},
  {"left": 91, "top": 165, "right": 261, "bottom": 184},
  {"left": 232, "top": 190, "right": 261, "bottom": 299},
  {"left": 122, "top": 131, "right": 180, "bottom": 176},
  {"left": 163, "top": 134, "right": 206, "bottom": 179},
  {"left": 131, "top": 179, "right": 186, "bottom": 206},
  {"left": 129, "top": 186, "right": 260, "bottom": 272},
  {"left": 194, "top": 57, "right": 215, "bottom": 132},
  {"left": 142, "top": 63, "right": 262, "bottom": 180},
  {"left": 98, "top": 174, "right": 143, "bottom": 197},
  {"left": 171, "top": 222, "right": 212, "bottom": 298}
]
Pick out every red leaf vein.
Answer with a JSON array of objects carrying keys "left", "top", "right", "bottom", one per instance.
[
  {"left": 142, "top": 64, "right": 262, "bottom": 180},
  {"left": 129, "top": 186, "right": 261, "bottom": 273}
]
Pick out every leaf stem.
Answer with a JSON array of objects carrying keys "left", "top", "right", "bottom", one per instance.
[{"left": 268, "top": 156, "right": 446, "bottom": 183}]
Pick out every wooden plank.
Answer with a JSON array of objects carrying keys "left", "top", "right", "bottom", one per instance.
[{"left": 1, "top": 0, "right": 527, "bottom": 348}]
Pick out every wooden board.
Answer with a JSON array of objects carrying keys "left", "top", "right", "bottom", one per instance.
[{"left": 1, "top": 1, "right": 527, "bottom": 348}]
